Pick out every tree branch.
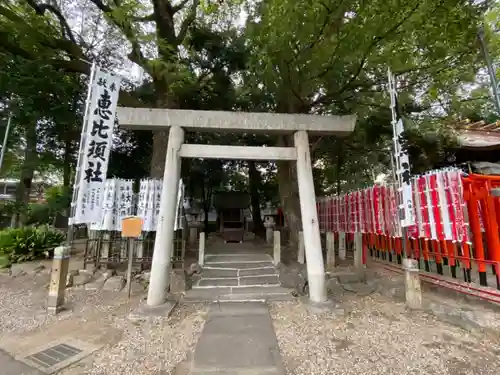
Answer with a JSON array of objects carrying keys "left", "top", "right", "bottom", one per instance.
[
  {"left": 25, "top": 0, "right": 78, "bottom": 44},
  {"left": 131, "top": 14, "right": 155, "bottom": 22},
  {"left": 173, "top": 0, "right": 191, "bottom": 13},
  {"left": 311, "top": 136, "right": 324, "bottom": 153},
  {"left": 86, "top": 0, "right": 111, "bottom": 12},
  {"left": 289, "top": 0, "right": 345, "bottom": 64},
  {"left": 177, "top": 0, "right": 200, "bottom": 44},
  {"left": 87, "top": 0, "right": 152, "bottom": 75},
  {"left": 312, "top": 2, "right": 422, "bottom": 105},
  {"left": 0, "top": 34, "right": 143, "bottom": 108}
]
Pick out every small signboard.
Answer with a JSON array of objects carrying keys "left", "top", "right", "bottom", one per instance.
[
  {"left": 121, "top": 216, "right": 143, "bottom": 298},
  {"left": 121, "top": 216, "right": 143, "bottom": 238}
]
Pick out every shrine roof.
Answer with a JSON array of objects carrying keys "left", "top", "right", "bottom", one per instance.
[
  {"left": 116, "top": 107, "right": 356, "bottom": 135},
  {"left": 451, "top": 119, "right": 500, "bottom": 150}
]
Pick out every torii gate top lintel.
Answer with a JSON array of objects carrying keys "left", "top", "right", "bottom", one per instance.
[{"left": 117, "top": 107, "right": 356, "bottom": 135}]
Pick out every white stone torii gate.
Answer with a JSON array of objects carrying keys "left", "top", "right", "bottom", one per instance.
[{"left": 116, "top": 107, "right": 356, "bottom": 306}]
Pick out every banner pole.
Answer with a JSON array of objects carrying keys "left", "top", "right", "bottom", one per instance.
[
  {"left": 387, "top": 67, "right": 413, "bottom": 260},
  {"left": 0, "top": 113, "right": 12, "bottom": 173},
  {"left": 66, "top": 62, "right": 97, "bottom": 247}
]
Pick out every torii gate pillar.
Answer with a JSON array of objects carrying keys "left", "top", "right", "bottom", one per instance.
[{"left": 294, "top": 130, "right": 326, "bottom": 302}]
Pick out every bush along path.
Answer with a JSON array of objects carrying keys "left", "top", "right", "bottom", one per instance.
[{"left": 0, "top": 225, "right": 65, "bottom": 268}]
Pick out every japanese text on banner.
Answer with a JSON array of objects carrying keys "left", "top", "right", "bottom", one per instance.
[{"left": 75, "top": 69, "right": 121, "bottom": 224}]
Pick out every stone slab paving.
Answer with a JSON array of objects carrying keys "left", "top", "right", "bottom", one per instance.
[
  {"left": 239, "top": 275, "right": 280, "bottom": 286},
  {"left": 198, "top": 278, "right": 239, "bottom": 287},
  {"left": 183, "top": 286, "right": 295, "bottom": 303},
  {"left": 189, "top": 302, "right": 285, "bottom": 375},
  {"left": 0, "top": 349, "right": 42, "bottom": 375}
]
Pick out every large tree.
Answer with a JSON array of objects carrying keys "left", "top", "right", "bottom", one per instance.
[
  {"left": 0, "top": 0, "right": 493, "bottom": 243},
  {"left": 239, "top": 0, "right": 486, "bottom": 245}
]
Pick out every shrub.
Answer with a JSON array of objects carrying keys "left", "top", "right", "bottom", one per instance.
[
  {"left": 0, "top": 225, "right": 65, "bottom": 264},
  {"left": 26, "top": 203, "right": 53, "bottom": 226}
]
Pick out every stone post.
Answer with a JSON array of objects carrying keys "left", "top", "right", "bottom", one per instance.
[
  {"left": 219, "top": 213, "right": 224, "bottom": 233},
  {"left": 273, "top": 230, "right": 281, "bottom": 266},
  {"left": 101, "top": 232, "right": 111, "bottom": 265},
  {"left": 326, "top": 232, "right": 335, "bottom": 268},
  {"left": 198, "top": 232, "right": 206, "bottom": 266},
  {"left": 294, "top": 130, "right": 327, "bottom": 303},
  {"left": 189, "top": 226, "right": 198, "bottom": 246},
  {"left": 264, "top": 216, "right": 275, "bottom": 244},
  {"left": 338, "top": 231, "right": 346, "bottom": 261},
  {"left": 147, "top": 126, "right": 184, "bottom": 307},
  {"left": 298, "top": 231, "right": 305, "bottom": 264},
  {"left": 403, "top": 258, "right": 422, "bottom": 309},
  {"left": 120, "top": 232, "right": 127, "bottom": 260},
  {"left": 136, "top": 235, "right": 144, "bottom": 261},
  {"left": 354, "top": 232, "right": 363, "bottom": 273},
  {"left": 47, "top": 245, "right": 70, "bottom": 314}
]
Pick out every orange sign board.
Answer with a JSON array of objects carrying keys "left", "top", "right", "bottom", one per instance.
[{"left": 121, "top": 216, "right": 143, "bottom": 238}]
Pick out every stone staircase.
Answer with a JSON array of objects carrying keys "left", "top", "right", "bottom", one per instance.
[{"left": 183, "top": 243, "right": 294, "bottom": 302}]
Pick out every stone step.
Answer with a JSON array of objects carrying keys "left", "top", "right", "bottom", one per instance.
[
  {"left": 195, "top": 275, "right": 280, "bottom": 289},
  {"left": 200, "top": 267, "right": 277, "bottom": 279},
  {"left": 182, "top": 286, "right": 295, "bottom": 303},
  {"left": 204, "top": 254, "right": 273, "bottom": 263},
  {"left": 204, "top": 262, "right": 274, "bottom": 270}
]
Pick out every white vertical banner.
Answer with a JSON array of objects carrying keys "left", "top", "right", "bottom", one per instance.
[
  {"left": 175, "top": 179, "right": 185, "bottom": 230},
  {"left": 74, "top": 67, "right": 121, "bottom": 224},
  {"left": 153, "top": 179, "right": 163, "bottom": 231},
  {"left": 90, "top": 178, "right": 117, "bottom": 231},
  {"left": 136, "top": 178, "right": 185, "bottom": 231},
  {"left": 116, "top": 179, "right": 134, "bottom": 231},
  {"left": 137, "top": 179, "right": 152, "bottom": 231},
  {"left": 388, "top": 68, "right": 415, "bottom": 227},
  {"left": 137, "top": 179, "right": 158, "bottom": 232}
]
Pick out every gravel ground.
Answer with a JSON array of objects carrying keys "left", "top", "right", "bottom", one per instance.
[
  {"left": 0, "top": 272, "right": 207, "bottom": 375},
  {"left": 58, "top": 303, "right": 207, "bottom": 375},
  {"left": 269, "top": 295, "right": 500, "bottom": 375},
  {"left": 0, "top": 272, "right": 136, "bottom": 335},
  {"left": 4, "top": 263, "right": 500, "bottom": 375}
]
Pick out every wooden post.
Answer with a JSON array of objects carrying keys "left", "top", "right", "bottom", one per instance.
[{"left": 122, "top": 216, "right": 144, "bottom": 298}]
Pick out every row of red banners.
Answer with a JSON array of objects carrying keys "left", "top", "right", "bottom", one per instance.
[{"left": 316, "top": 169, "right": 471, "bottom": 244}]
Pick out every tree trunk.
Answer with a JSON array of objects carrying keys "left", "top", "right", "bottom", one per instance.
[
  {"left": 336, "top": 140, "right": 343, "bottom": 194},
  {"left": 13, "top": 123, "right": 37, "bottom": 227},
  {"left": 248, "top": 161, "right": 265, "bottom": 237},
  {"left": 150, "top": 86, "right": 179, "bottom": 178},
  {"left": 276, "top": 135, "right": 302, "bottom": 249},
  {"left": 63, "top": 135, "right": 72, "bottom": 189},
  {"left": 150, "top": 130, "right": 170, "bottom": 178},
  {"left": 200, "top": 178, "right": 211, "bottom": 233}
]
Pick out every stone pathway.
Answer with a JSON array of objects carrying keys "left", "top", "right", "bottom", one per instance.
[
  {"left": 0, "top": 349, "right": 42, "bottom": 375},
  {"left": 183, "top": 302, "right": 285, "bottom": 375}
]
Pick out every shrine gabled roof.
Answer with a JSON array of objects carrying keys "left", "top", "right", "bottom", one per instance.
[{"left": 451, "top": 119, "right": 500, "bottom": 150}]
